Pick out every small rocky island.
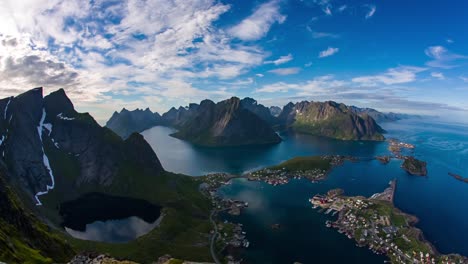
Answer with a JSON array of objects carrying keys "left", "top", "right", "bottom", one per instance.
[
  {"left": 401, "top": 157, "right": 427, "bottom": 176},
  {"left": 448, "top": 172, "right": 468, "bottom": 183}
]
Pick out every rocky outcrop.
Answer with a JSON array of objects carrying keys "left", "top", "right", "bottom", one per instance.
[
  {"left": 171, "top": 97, "right": 281, "bottom": 146},
  {"left": 0, "top": 88, "right": 164, "bottom": 205},
  {"left": 278, "top": 101, "right": 385, "bottom": 141},
  {"left": 106, "top": 108, "right": 161, "bottom": 139}
]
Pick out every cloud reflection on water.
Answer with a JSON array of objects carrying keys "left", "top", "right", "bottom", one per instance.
[{"left": 65, "top": 215, "right": 163, "bottom": 243}]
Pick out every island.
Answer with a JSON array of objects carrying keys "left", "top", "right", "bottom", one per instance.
[
  {"left": 401, "top": 157, "right": 427, "bottom": 176},
  {"left": 376, "top": 155, "right": 391, "bottom": 164},
  {"left": 245, "top": 156, "right": 350, "bottom": 185},
  {"left": 310, "top": 181, "right": 467, "bottom": 264},
  {"left": 448, "top": 172, "right": 468, "bottom": 184}
]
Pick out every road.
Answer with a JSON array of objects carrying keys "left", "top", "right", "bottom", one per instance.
[{"left": 209, "top": 210, "right": 221, "bottom": 264}]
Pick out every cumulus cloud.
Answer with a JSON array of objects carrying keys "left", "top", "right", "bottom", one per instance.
[
  {"left": 0, "top": 0, "right": 273, "bottom": 121},
  {"left": 318, "top": 47, "right": 339, "bottom": 58},
  {"left": 228, "top": 0, "right": 286, "bottom": 41},
  {"left": 352, "top": 66, "right": 426, "bottom": 86},
  {"left": 268, "top": 67, "right": 301, "bottom": 76},
  {"left": 264, "top": 54, "right": 293, "bottom": 65},
  {"left": 1, "top": 56, "right": 79, "bottom": 87}
]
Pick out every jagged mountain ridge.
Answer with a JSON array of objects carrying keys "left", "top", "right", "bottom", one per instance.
[
  {"left": 106, "top": 108, "right": 162, "bottom": 139},
  {"left": 170, "top": 97, "right": 282, "bottom": 146},
  {"left": 349, "top": 106, "right": 419, "bottom": 123},
  {"left": 0, "top": 88, "right": 164, "bottom": 205}
]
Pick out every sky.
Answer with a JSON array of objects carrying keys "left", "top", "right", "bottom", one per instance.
[{"left": 0, "top": 0, "right": 467, "bottom": 124}]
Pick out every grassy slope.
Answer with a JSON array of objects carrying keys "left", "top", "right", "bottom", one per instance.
[
  {"left": 270, "top": 156, "right": 333, "bottom": 172},
  {"left": 292, "top": 106, "right": 384, "bottom": 141},
  {"left": 0, "top": 168, "right": 75, "bottom": 263}
]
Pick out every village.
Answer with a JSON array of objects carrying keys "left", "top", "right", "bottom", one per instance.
[
  {"left": 309, "top": 181, "right": 467, "bottom": 264},
  {"left": 388, "top": 139, "right": 416, "bottom": 159},
  {"left": 198, "top": 173, "right": 250, "bottom": 264}
]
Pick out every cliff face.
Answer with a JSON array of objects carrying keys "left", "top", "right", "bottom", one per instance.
[
  {"left": 240, "top": 97, "right": 278, "bottom": 125},
  {"left": 106, "top": 108, "right": 162, "bottom": 139},
  {"left": 278, "top": 101, "right": 385, "bottom": 141},
  {"left": 171, "top": 97, "right": 281, "bottom": 146},
  {"left": 0, "top": 88, "right": 164, "bottom": 205},
  {"left": 0, "top": 164, "right": 74, "bottom": 263}
]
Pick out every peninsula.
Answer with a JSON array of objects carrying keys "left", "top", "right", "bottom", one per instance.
[{"left": 310, "top": 181, "right": 467, "bottom": 263}]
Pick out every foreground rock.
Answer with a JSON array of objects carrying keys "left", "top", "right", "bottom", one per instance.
[
  {"left": 278, "top": 101, "right": 385, "bottom": 141},
  {"left": 401, "top": 157, "right": 427, "bottom": 176},
  {"left": 170, "top": 97, "right": 281, "bottom": 146},
  {"left": 106, "top": 108, "right": 162, "bottom": 139}
]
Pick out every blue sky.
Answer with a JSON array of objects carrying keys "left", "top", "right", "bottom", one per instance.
[{"left": 0, "top": 0, "right": 467, "bottom": 123}]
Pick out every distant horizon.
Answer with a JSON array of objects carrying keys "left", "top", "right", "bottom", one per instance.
[{"left": 1, "top": 0, "right": 467, "bottom": 123}]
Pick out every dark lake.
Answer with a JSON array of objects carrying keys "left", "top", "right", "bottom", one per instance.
[
  {"left": 61, "top": 192, "right": 162, "bottom": 243},
  {"left": 141, "top": 119, "right": 468, "bottom": 263}
]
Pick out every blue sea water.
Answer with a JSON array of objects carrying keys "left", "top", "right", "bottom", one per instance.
[{"left": 141, "top": 118, "right": 468, "bottom": 262}]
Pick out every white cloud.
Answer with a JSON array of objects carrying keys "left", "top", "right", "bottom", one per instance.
[
  {"left": 338, "top": 5, "right": 347, "bottom": 12},
  {"left": 256, "top": 73, "right": 264, "bottom": 77},
  {"left": 425, "top": 46, "right": 467, "bottom": 68},
  {"left": 264, "top": 54, "right": 293, "bottom": 65},
  {"left": 365, "top": 5, "right": 376, "bottom": 19},
  {"left": 431, "top": 72, "right": 445, "bottom": 80},
  {"left": 305, "top": 62, "right": 313, "bottom": 67},
  {"left": 310, "top": 31, "right": 339, "bottom": 39},
  {"left": 352, "top": 66, "right": 426, "bottom": 86},
  {"left": 318, "top": 47, "right": 339, "bottom": 58},
  {"left": 228, "top": 0, "right": 286, "bottom": 41},
  {"left": 0, "top": 0, "right": 274, "bottom": 121},
  {"left": 460, "top": 76, "right": 468, "bottom": 83},
  {"left": 268, "top": 67, "right": 301, "bottom": 76},
  {"left": 446, "top": 39, "right": 454, "bottom": 44}
]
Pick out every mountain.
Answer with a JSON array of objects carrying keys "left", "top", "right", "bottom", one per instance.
[
  {"left": 0, "top": 88, "right": 213, "bottom": 262},
  {"left": 278, "top": 101, "right": 385, "bottom": 141},
  {"left": 170, "top": 97, "right": 282, "bottom": 146},
  {"left": 161, "top": 103, "right": 200, "bottom": 127},
  {"left": 349, "top": 106, "right": 420, "bottom": 123},
  {"left": 0, "top": 163, "right": 74, "bottom": 263},
  {"left": 106, "top": 108, "right": 161, "bottom": 139},
  {"left": 269, "top": 106, "right": 282, "bottom": 117},
  {"left": 0, "top": 88, "right": 164, "bottom": 204},
  {"left": 239, "top": 97, "right": 278, "bottom": 125}
]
